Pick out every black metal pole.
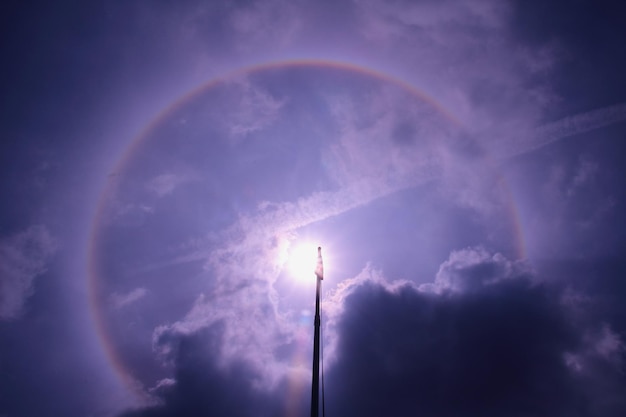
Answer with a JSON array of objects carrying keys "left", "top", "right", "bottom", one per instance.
[{"left": 310, "top": 247, "right": 323, "bottom": 417}]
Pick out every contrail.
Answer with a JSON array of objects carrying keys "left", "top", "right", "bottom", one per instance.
[
  {"left": 237, "top": 102, "right": 626, "bottom": 243},
  {"left": 151, "top": 102, "right": 626, "bottom": 270},
  {"left": 505, "top": 102, "right": 626, "bottom": 158}
]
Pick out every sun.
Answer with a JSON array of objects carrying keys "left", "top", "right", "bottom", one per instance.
[{"left": 284, "top": 241, "right": 320, "bottom": 284}]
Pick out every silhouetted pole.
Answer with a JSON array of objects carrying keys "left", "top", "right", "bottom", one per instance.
[{"left": 311, "top": 247, "right": 324, "bottom": 417}]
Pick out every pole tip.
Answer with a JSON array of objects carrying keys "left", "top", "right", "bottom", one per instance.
[{"left": 317, "top": 246, "right": 322, "bottom": 254}]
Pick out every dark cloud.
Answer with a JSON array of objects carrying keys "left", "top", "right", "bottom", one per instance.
[
  {"left": 119, "top": 321, "right": 296, "bottom": 417},
  {"left": 505, "top": 124, "right": 626, "bottom": 259},
  {"left": 510, "top": 0, "right": 626, "bottom": 116},
  {"left": 323, "top": 250, "right": 625, "bottom": 417},
  {"left": 118, "top": 249, "right": 625, "bottom": 417}
]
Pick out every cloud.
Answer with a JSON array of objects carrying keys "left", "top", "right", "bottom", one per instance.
[
  {"left": 110, "top": 288, "right": 148, "bottom": 309},
  {"left": 229, "top": 0, "right": 302, "bottom": 52},
  {"left": 192, "top": 83, "right": 626, "bottom": 265},
  {"left": 92, "top": 3, "right": 626, "bottom": 413},
  {"left": 568, "top": 157, "right": 598, "bottom": 197},
  {"left": 150, "top": 82, "right": 455, "bottom": 275},
  {"left": 351, "top": 0, "right": 560, "bottom": 141},
  {"left": 590, "top": 324, "right": 624, "bottom": 363},
  {"left": 128, "top": 33, "right": 626, "bottom": 277},
  {"left": 321, "top": 248, "right": 625, "bottom": 417},
  {"left": 120, "top": 247, "right": 626, "bottom": 416},
  {"left": 5, "top": 0, "right": 626, "bottom": 416},
  {"left": 220, "top": 77, "right": 287, "bottom": 140},
  {"left": 121, "top": 322, "right": 291, "bottom": 417},
  {"left": 503, "top": 102, "right": 626, "bottom": 158},
  {"left": 323, "top": 85, "right": 451, "bottom": 188},
  {"left": 105, "top": 67, "right": 626, "bottom": 417},
  {"left": 430, "top": 246, "right": 531, "bottom": 292},
  {"left": 347, "top": 1, "right": 626, "bottom": 164},
  {"left": 153, "top": 76, "right": 519, "bottom": 276},
  {"left": 355, "top": 0, "right": 510, "bottom": 43},
  {"left": 151, "top": 236, "right": 298, "bottom": 390},
  {"left": 108, "top": 202, "right": 155, "bottom": 227},
  {"left": 147, "top": 173, "right": 194, "bottom": 198},
  {"left": 0, "top": 225, "right": 57, "bottom": 320}
]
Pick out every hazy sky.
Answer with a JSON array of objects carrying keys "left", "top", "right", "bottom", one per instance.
[{"left": 1, "top": 1, "right": 626, "bottom": 416}]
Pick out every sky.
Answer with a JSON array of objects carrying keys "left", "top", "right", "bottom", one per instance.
[{"left": 1, "top": 1, "right": 626, "bottom": 416}]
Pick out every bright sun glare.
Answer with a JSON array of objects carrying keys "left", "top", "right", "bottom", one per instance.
[{"left": 283, "top": 241, "right": 320, "bottom": 284}]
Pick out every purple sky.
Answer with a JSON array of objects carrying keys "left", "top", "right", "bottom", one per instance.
[{"left": 1, "top": 1, "right": 626, "bottom": 416}]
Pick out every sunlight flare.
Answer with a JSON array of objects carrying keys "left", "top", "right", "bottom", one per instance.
[{"left": 285, "top": 241, "right": 320, "bottom": 284}]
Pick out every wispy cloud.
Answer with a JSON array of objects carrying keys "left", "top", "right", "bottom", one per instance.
[
  {"left": 502, "top": 102, "right": 626, "bottom": 158},
  {"left": 221, "top": 77, "right": 287, "bottom": 140},
  {"left": 229, "top": 0, "right": 303, "bottom": 52},
  {"left": 0, "top": 225, "right": 57, "bottom": 320},
  {"left": 155, "top": 84, "right": 451, "bottom": 271},
  {"left": 162, "top": 71, "right": 597, "bottom": 276},
  {"left": 147, "top": 173, "right": 196, "bottom": 197},
  {"left": 110, "top": 288, "right": 148, "bottom": 309}
]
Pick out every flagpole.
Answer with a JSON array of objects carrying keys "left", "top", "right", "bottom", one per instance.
[{"left": 311, "top": 247, "right": 323, "bottom": 417}]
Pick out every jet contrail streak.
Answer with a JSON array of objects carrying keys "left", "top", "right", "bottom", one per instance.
[
  {"left": 506, "top": 102, "right": 626, "bottom": 158},
  {"left": 156, "top": 103, "right": 626, "bottom": 270}
]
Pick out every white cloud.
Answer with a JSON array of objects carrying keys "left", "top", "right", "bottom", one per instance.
[
  {"left": 148, "top": 378, "right": 176, "bottom": 397},
  {"left": 431, "top": 246, "right": 531, "bottom": 293},
  {"left": 0, "top": 225, "right": 57, "bottom": 320},
  {"left": 226, "top": 78, "right": 287, "bottom": 139},
  {"left": 147, "top": 173, "right": 194, "bottom": 197},
  {"left": 229, "top": 0, "right": 303, "bottom": 52},
  {"left": 110, "top": 287, "right": 148, "bottom": 309}
]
